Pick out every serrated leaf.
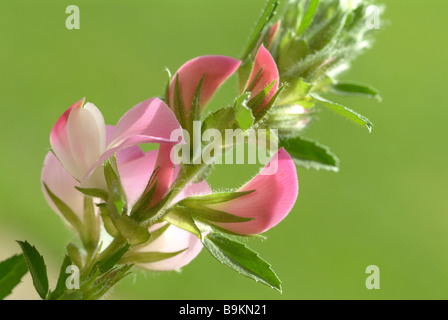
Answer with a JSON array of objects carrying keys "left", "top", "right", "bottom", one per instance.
[
  {"left": 241, "top": 0, "right": 279, "bottom": 60},
  {"left": 203, "top": 233, "right": 282, "bottom": 292},
  {"left": 17, "top": 241, "right": 49, "bottom": 299},
  {"left": 280, "top": 136, "right": 339, "bottom": 171},
  {"left": 312, "top": 94, "right": 373, "bottom": 132},
  {"left": 47, "top": 255, "right": 72, "bottom": 300},
  {"left": 0, "top": 254, "right": 28, "bottom": 300},
  {"left": 329, "top": 82, "right": 381, "bottom": 101},
  {"left": 297, "top": 0, "right": 320, "bottom": 35}
]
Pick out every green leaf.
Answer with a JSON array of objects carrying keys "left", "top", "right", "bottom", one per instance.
[
  {"left": 47, "top": 255, "right": 72, "bottom": 300},
  {"left": 241, "top": 0, "right": 279, "bottom": 60},
  {"left": 312, "top": 94, "right": 373, "bottom": 132},
  {"left": 203, "top": 233, "right": 282, "bottom": 292},
  {"left": 92, "top": 242, "right": 130, "bottom": 275},
  {"left": 17, "top": 241, "right": 49, "bottom": 299},
  {"left": 43, "top": 183, "right": 83, "bottom": 233},
  {"left": 0, "top": 254, "right": 28, "bottom": 300},
  {"left": 180, "top": 190, "right": 255, "bottom": 205},
  {"left": 234, "top": 93, "right": 254, "bottom": 130},
  {"left": 164, "top": 207, "right": 202, "bottom": 240},
  {"left": 280, "top": 136, "right": 339, "bottom": 171},
  {"left": 74, "top": 186, "right": 109, "bottom": 201},
  {"left": 297, "top": 0, "right": 320, "bottom": 35},
  {"left": 329, "top": 82, "right": 382, "bottom": 101}
]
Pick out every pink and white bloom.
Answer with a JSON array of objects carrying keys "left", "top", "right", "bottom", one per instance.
[
  {"left": 205, "top": 148, "right": 298, "bottom": 235},
  {"left": 42, "top": 144, "right": 210, "bottom": 271},
  {"left": 50, "top": 97, "right": 181, "bottom": 188},
  {"left": 168, "top": 55, "right": 241, "bottom": 113},
  {"left": 245, "top": 45, "right": 280, "bottom": 113},
  {"left": 117, "top": 147, "right": 211, "bottom": 271}
]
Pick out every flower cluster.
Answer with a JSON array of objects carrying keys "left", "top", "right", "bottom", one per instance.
[{"left": 30, "top": 0, "right": 382, "bottom": 299}]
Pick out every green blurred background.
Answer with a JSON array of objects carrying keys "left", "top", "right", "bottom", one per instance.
[{"left": 1, "top": 0, "right": 447, "bottom": 299}]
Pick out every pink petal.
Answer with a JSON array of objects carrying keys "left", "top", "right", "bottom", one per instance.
[
  {"left": 50, "top": 98, "right": 85, "bottom": 180},
  {"left": 208, "top": 148, "right": 298, "bottom": 234},
  {"left": 82, "top": 98, "right": 182, "bottom": 183},
  {"left": 107, "top": 98, "right": 181, "bottom": 150},
  {"left": 148, "top": 144, "right": 175, "bottom": 207},
  {"left": 267, "top": 21, "right": 281, "bottom": 49},
  {"left": 117, "top": 149, "right": 158, "bottom": 207},
  {"left": 245, "top": 45, "right": 279, "bottom": 112},
  {"left": 41, "top": 152, "right": 84, "bottom": 219},
  {"left": 66, "top": 102, "right": 107, "bottom": 181},
  {"left": 168, "top": 56, "right": 241, "bottom": 113},
  {"left": 136, "top": 223, "right": 203, "bottom": 271}
]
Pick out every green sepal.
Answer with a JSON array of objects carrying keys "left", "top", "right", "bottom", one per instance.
[
  {"left": 91, "top": 242, "right": 130, "bottom": 275},
  {"left": 253, "top": 83, "right": 286, "bottom": 123},
  {"left": 180, "top": 190, "right": 255, "bottom": 206},
  {"left": 82, "top": 196, "right": 100, "bottom": 251},
  {"left": 280, "top": 135, "right": 339, "bottom": 171},
  {"left": 234, "top": 92, "right": 254, "bottom": 130},
  {"left": 312, "top": 94, "right": 373, "bottom": 132},
  {"left": 297, "top": 0, "right": 320, "bottom": 36},
  {"left": 114, "top": 215, "right": 151, "bottom": 245},
  {"left": 203, "top": 233, "right": 282, "bottom": 292},
  {"left": 329, "top": 82, "right": 382, "bottom": 101},
  {"left": 173, "top": 74, "right": 189, "bottom": 131},
  {"left": 16, "top": 241, "right": 49, "bottom": 299},
  {"left": 66, "top": 242, "right": 83, "bottom": 268},
  {"left": 202, "top": 106, "right": 238, "bottom": 136},
  {"left": 183, "top": 204, "right": 254, "bottom": 224},
  {"left": 122, "top": 250, "right": 186, "bottom": 265},
  {"left": 43, "top": 183, "right": 83, "bottom": 234},
  {"left": 163, "top": 207, "right": 202, "bottom": 240},
  {"left": 0, "top": 254, "right": 28, "bottom": 300},
  {"left": 74, "top": 186, "right": 109, "bottom": 201},
  {"left": 240, "top": 0, "right": 279, "bottom": 61}
]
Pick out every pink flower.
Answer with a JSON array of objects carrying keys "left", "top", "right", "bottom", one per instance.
[
  {"left": 117, "top": 147, "right": 211, "bottom": 271},
  {"left": 244, "top": 45, "right": 280, "bottom": 113},
  {"left": 42, "top": 144, "right": 210, "bottom": 271},
  {"left": 204, "top": 148, "right": 298, "bottom": 235},
  {"left": 50, "top": 97, "right": 181, "bottom": 188},
  {"left": 168, "top": 55, "right": 241, "bottom": 113}
]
